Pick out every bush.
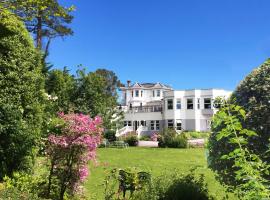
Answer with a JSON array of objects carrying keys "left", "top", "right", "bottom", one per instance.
[
  {"left": 124, "top": 135, "right": 138, "bottom": 146},
  {"left": 184, "top": 131, "right": 210, "bottom": 139},
  {"left": 0, "top": 10, "right": 45, "bottom": 179},
  {"left": 139, "top": 135, "right": 151, "bottom": 141},
  {"left": 0, "top": 172, "right": 47, "bottom": 200},
  {"left": 158, "top": 129, "right": 188, "bottom": 148},
  {"left": 232, "top": 58, "right": 270, "bottom": 158},
  {"left": 104, "top": 168, "right": 215, "bottom": 200},
  {"left": 104, "top": 130, "right": 117, "bottom": 142}
]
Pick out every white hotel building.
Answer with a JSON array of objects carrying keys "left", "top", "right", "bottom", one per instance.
[{"left": 116, "top": 81, "right": 231, "bottom": 137}]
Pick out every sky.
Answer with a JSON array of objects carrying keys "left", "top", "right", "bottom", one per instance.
[{"left": 48, "top": 0, "right": 270, "bottom": 91}]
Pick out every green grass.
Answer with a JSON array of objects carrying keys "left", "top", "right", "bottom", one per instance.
[{"left": 85, "top": 147, "right": 236, "bottom": 199}]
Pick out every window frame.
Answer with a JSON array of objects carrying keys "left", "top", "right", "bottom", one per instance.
[
  {"left": 187, "top": 98, "right": 194, "bottom": 110},
  {"left": 204, "top": 98, "right": 212, "bottom": 109},
  {"left": 167, "top": 119, "right": 174, "bottom": 129},
  {"left": 176, "top": 120, "right": 182, "bottom": 130},
  {"left": 150, "top": 120, "right": 155, "bottom": 130},
  {"left": 176, "top": 99, "right": 181, "bottom": 109},
  {"left": 167, "top": 99, "right": 173, "bottom": 110},
  {"left": 156, "top": 120, "right": 160, "bottom": 130},
  {"left": 135, "top": 90, "right": 139, "bottom": 97},
  {"left": 157, "top": 90, "right": 161, "bottom": 97}
]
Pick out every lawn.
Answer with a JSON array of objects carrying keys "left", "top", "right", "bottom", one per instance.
[{"left": 85, "top": 147, "right": 236, "bottom": 199}]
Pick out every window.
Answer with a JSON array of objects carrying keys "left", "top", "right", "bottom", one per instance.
[
  {"left": 128, "top": 121, "right": 132, "bottom": 126},
  {"left": 135, "top": 90, "right": 139, "bottom": 97},
  {"left": 141, "top": 90, "right": 143, "bottom": 97},
  {"left": 187, "top": 99, "right": 193, "bottom": 109},
  {"left": 167, "top": 120, "right": 174, "bottom": 128},
  {"left": 130, "top": 104, "right": 132, "bottom": 109},
  {"left": 156, "top": 120, "right": 160, "bottom": 130},
  {"left": 176, "top": 99, "right": 181, "bottom": 109},
  {"left": 204, "top": 98, "right": 211, "bottom": 109},
  {"left": 157, "top": 90, "right": 161, "bottom": 97},
  {"left": 124, "top": 121, "right": 127, "bottom": 126},
  {"left": 131, "top": 91, "right": 133, "bottom": 97},
  {"left": 150, "top": 121, "right": 155, "bottom": 130},
  {"left": 197, "top": 98, "right": 200, "bottom": 109},
  {"left": 167, "top": 99, "right": 173, "bottom": 110},
  {"left": 141, "top": 120, "right": 146, "bottom": 126},
  {"left": 152, "top": 90, "right": 155, "bottom": 97},
  {"left": 176, "top": 120, "right": 182, "bottom": 130}
]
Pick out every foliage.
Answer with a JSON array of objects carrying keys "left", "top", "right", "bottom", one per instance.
[
  {"left": 104, "top": 168, "right": 214, "bottom": 200},
  {"left": 46, "top": 113, "right": 103, "bottom": 200},
  {"left": 45, "top": 67, "right": 76, "bottom": 113},
  {"left": 139, "top": 135, "right": 151, "bottom": 141},
  {"left": 0, "top": 172, "right": 47, "bottom": 199},
  {"left": 104, "top": 130, "right": 117, "bottom": 142},
  {"left": 0, "top": 10, "right": 45, "bottom": 179},
  {"left": 158, "top": 129, "right": 188, "bottom": 148},
  {"left": 74, "top": 69, "right": 123, "bottom": 130},
  {"left": 2, "top": 0, "right": 75, "bottom": 50},
  {"left": 208, "top": 100, "right": 270, "bottom": 199},
  {"left": 184, "top": 131, "right": 210, "bottom": 139},
  {"left": 232, "top": 58, "right": 270, "bottom": 160},
  {"left": 150, "top": 133, "right": 158, "bottom": 142},
  {"left": 104, "top": 168, "right": 151, "bottom": 200},
  {"left": 123, "top": 135, "right": 138, "bottom": 146}
]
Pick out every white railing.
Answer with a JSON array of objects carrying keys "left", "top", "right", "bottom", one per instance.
[
  {"left": 115, "top": 126, "right": 133, "bottom": 137},
  {"left": 136, "top": 125, "right": 148, "bottom": 138}
]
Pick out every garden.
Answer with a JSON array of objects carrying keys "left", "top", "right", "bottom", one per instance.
[{"left": 1, "top": 1, "right": 270, "bottom": 200}]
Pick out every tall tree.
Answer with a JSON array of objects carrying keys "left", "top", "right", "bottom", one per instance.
[
  {"left": 95, "top": 69, "right": 124, "bottom": 97},
  {"left": 1, "top": 0, "right": 75, "bottom": 51},
  {"left": 0, "top": 10, "right": 45, "bottom": 179}
]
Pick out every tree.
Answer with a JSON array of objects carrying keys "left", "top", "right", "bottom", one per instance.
[
  {"left": 95, "top": 68, "right": 124, "bottom": 97},
  {"left": 45, "top": 67, "right": 76, "bottom": 113},
  {"left": 74, "top": 69, "right": 123, "bottom": 129},
  {"left": 1, "top": 0, "right": 75, "bottom": 50},
  {"left": 0, "top": 10, "right": 45, "bottom": 179},
  {"left": 232, "top": 59, "right": 270, "bottom": 158}
]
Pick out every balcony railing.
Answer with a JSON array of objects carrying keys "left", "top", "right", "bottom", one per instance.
[{"left": 123, "top": 105, "right": 163, "bottom": 113}]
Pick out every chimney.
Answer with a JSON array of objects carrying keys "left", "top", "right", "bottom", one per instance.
[{"left": 127, "top": 80, "right": 131, "bottom": 87}]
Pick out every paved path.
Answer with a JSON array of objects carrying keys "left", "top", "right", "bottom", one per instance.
[{"left": 138, "top": 141, "right": 158, "bottom": 147}]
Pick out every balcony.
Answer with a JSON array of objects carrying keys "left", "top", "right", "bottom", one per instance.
[{"left": 126, "top": 105, "right": 163, "bottom": 113}]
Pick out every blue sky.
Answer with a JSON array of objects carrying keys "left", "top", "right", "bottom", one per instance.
[{"left": 49, "top": 0, "right": 270, "bottom": 91}]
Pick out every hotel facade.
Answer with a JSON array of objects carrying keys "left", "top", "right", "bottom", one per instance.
[{"left": 116, "top": 81, "right": 231, "bottom": 137}]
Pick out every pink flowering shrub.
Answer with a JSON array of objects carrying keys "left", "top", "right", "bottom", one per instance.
[
  {"left": 46, "top": 113, "right": 103, "bottom": 200},
  {"left": 151, "top": 133, "right": 159, "bottom": 142}
]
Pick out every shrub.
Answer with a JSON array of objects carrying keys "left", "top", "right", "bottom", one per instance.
[
  {"left": 184, "top": 131, "right": 210, "bottom": 139},
  {"left": 158, "top": 129, "right": 187, "bottom": 148},
  {"left": 104, "top": 168, "right": 215, "bottom": 200},
  {"left": 46, "top": 113, "right": 103, "bottom": 200},
  {"left": 139, "top": 135, "right": 151, "bottom": 141},
  {"left": 104, "top": 130, "right": 117, "bottom": 142},
  {"left": 232, "top": 58, "right": 270, "bottom": 158},
  {"left": 208, "top": 101, "right": 270, "bottom": 199},
  {"left": 0, "top": 172, "right": 47, "bottom": 200},
  {"left": 0, "top": 10, "right": 45, "bottom": 179},
  {"left": 124, "top": 135, "right": 138, "bottom": 146}
]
